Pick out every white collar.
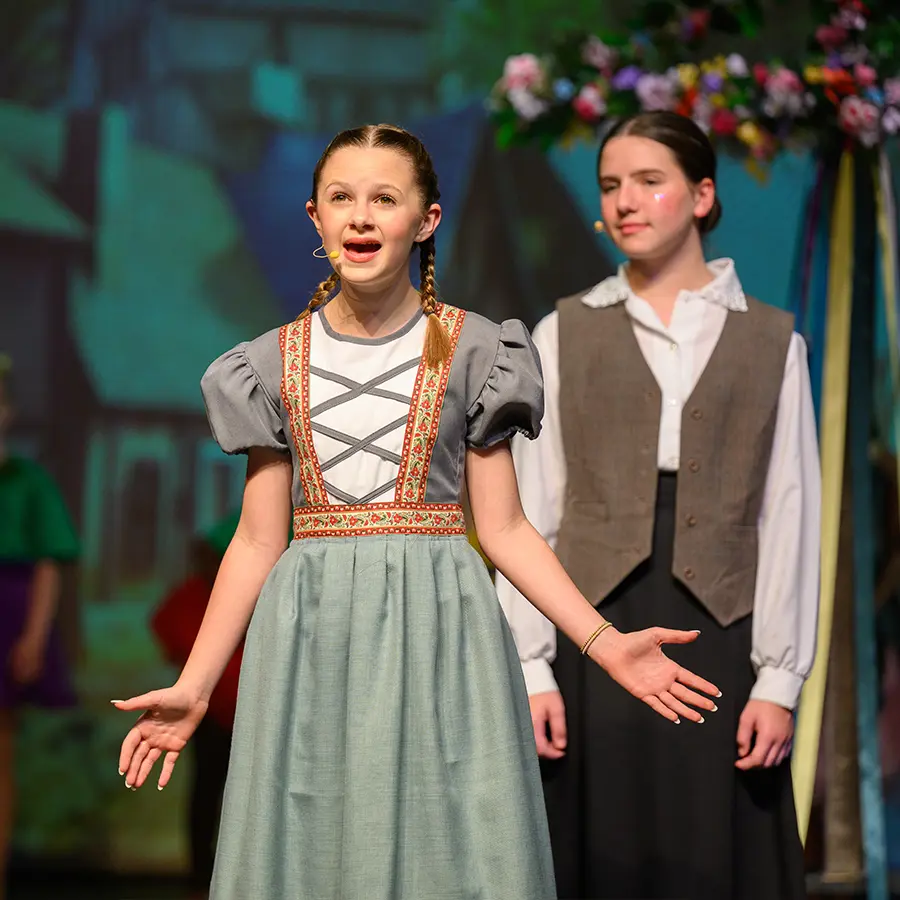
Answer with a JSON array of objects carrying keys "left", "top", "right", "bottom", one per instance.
[{"left": 581, "top": 258, "right": 748, "bottom": 312}]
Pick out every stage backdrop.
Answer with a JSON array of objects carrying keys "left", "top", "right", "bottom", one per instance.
[{"left": 2, "top": 0, "right": 898, "bottom": 878}]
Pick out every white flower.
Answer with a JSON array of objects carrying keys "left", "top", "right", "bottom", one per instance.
[
  {"left": 725, "top": 54, "right": 749, "bottom": 78},
  {"left": 692, "top": 96, "right": 713, "bottom": 133},
  {"left": 507, "top": 86, "right": 549, "bottom": 121},
  {"left": 503, "top": 54, "right": 544, "bottom": 91}
]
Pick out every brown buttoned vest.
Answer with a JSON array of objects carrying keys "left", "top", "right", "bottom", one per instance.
[{"left": 554, "top": 292, "right": 794, "bottom": 627}]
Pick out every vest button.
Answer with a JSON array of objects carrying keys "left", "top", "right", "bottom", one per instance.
[
  {"left": 684, "top": 567, "right": 695, "bottom": 580},
  {"left": 688, "top": 459, "right": 700, "bottom": 472},
  {"left": 691, "top": 408, "right": 702, "bottom": 420},
  {"left": 686, "top": 514, "right": 697, "bottom": 527}
]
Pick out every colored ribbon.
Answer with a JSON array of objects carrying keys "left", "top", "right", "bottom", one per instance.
[
  {"left": 850, "top": 153, "right": 888, "bottom": 900},
  {"left": 876, "top": 152, "right": 900, "bottom": 499},
  {"left": 792, "top": 149, "right": 854, "bottom": 844}
]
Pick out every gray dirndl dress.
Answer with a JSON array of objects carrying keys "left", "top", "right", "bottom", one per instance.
[{"left": 199, "top": 302, "right": 557, "bottom": 899}]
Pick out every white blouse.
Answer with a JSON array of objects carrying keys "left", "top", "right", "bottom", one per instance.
[
  {"left": 494, "top": 258, "right": 821, "bottom": 711},
  {"left": 308, "top": 308, "right": 427, "bottom": 505}
]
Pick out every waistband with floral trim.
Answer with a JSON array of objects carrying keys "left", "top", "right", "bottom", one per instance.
[{"left": 292, "top": 502, "right": 467, "bottom": 540}]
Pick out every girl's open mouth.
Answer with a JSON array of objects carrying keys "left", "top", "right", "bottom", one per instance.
[{"left": 343, "top": 241, "right": 382, "bottom": 263}]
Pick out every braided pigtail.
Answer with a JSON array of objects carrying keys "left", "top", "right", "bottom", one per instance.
[
  {"left": 419, "top": 236, "right": 449, "bottom": 368},
  {"left": 297, "top": 271, "right": 340, "bottom": 321}
]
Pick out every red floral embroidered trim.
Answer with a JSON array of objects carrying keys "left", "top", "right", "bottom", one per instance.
[
  {"left": 293, "top": 503, "right": 466, "bottom": 539},
  {"left": 395, "top": 303, "right": 466, "bottom": 504},
  {"left": 280, "top": 318, "right": 327, "bottom": 506}
]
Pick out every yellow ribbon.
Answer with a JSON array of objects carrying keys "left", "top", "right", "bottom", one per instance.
[{"left": 792, "top": 149, "right": 854, "bottom": 842}]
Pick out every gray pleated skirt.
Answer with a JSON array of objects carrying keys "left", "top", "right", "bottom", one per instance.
[{"left": 209, "top": 533, "right": 556, "bottom": 900}]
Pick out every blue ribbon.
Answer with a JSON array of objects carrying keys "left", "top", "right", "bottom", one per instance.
[{"left": 849, "top": 151, "right": 888, "bottom": 900}]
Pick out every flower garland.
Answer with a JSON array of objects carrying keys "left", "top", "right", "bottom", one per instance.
[{"left": 489, "top": 0, "right": 900, "bottom": 166}]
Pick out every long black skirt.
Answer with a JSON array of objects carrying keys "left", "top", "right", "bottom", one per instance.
[{"left": 542, "top": 473, "right": 807, "bottom": 899}]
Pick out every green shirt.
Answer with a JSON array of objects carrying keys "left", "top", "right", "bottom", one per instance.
[{"left": 0, "top": 456, "right": 80, "bottom": 563}]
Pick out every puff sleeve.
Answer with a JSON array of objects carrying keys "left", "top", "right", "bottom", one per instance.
[
  {"left": 200, "top": 338, "right": 289, "bottom": 455},
  {"left": 466, "top": 319, "right": 544, "bottom": 448}
]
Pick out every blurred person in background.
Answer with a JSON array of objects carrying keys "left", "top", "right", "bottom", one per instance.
[{"left": 0, "top": 354, "right": 79, "bottom": 900}]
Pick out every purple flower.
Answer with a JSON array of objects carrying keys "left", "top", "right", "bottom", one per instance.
[
  {"left": 885, "top": 78, "right": 900, "bottom": 106},
  {"left": 883, "top": 107, "right": 900, "bottom": 135},
  {"left": 635, "top": 73, "right": 676, "bottom": 111},
  {"left": 612, "top": 66, "right": 642, "bottom": 91},
  {"left": 702, "top": 72, "right": 724, "bottom": 93}
]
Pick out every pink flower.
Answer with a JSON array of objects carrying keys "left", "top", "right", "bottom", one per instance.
[
  {"left": 836, "top": 8, "right": 867, "bottom": 31},
  {"left": 854, "top": 63, "right": 877, "bottom": 88},
  {"left": 572, "top": 84, "right": 607, "bottom": 122},
  {"left": 885, "top": 78, "right": 900, "bottom": 106},
  {"left": 503, "top": 54, "right": 544, "bottom": 91},
  {"left": 816, "top": 24, "right": 849, "bottom": 49},
  {"left": 635, "top": 73, "right": 677, "bottom": 111},
  {"left": 768, "top": 66, "right": 803, "bottom": 93},
  {"left": 840, "top": 95, "right": 880, "bottom": 145},
  {"left": 582, "top": 36, "right": 616, "bottom": 72}
]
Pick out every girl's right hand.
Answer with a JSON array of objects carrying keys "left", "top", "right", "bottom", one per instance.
[{"left": 113, "top": 684, "right": 209, "bottom": 790}]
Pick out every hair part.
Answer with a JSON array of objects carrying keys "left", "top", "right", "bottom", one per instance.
[
  {"left": 597, "top": 111, "right": 722, "bottom": 234},
  {"left": 301, "top": 124, "right": 450, "bottom": 366}
]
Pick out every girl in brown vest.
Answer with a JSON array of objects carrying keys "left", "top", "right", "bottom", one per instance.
[{"left": 497, "top": 110, "right": 820, "bottom": 899}]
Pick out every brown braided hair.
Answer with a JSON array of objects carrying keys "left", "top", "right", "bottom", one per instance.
[{"left": 303, "top": 124, "right": 450, "bottom": 364}]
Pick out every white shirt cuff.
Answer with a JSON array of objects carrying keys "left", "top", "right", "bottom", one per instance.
[
  {"left": 749, "top": 665, "right": 805, "bottom": 710},
  {"left": 521, "top": 658, "right": 559, "bottom": 695}
]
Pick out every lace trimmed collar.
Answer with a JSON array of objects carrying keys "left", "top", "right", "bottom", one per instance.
[{"left": 581, "top": 258, "right": 748, "bottom": 312}]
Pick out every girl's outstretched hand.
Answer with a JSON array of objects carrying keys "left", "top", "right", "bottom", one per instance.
[
  {"left": 113, "top": 685, "right": 208, "bottom": 790},
  {"left": 593, "top": 627, "right": 721, "bottom": 723}
]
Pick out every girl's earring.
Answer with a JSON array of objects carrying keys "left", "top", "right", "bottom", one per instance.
[{"left": 594, "top": 220, "right": 605, "bottom": 233}]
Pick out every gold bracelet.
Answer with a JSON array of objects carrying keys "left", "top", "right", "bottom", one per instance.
[{"left": 580, "top": 620, "right": 613, "bottom": 656}]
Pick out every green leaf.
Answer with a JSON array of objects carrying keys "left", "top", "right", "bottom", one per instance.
[
  {"left": 737, "top": 0, "right": 764, "bottom": 38},
  {"left": 606, "top": 91, "right": 640, "bottom": 117},
  {"left": 494, "top": 118, "right": 521, "bottom": 149}
]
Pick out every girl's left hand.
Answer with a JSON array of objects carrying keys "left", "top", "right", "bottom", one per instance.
[
  {"left": 591, "top": 627, "right": 720, "bottom": 723},
  {"left": 9, "top": 632, "right": 46, "bottom": 685}
]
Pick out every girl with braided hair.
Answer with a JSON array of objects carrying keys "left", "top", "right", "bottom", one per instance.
[{"left": 114, "top": 124, "right": 719, "bottom": 900}]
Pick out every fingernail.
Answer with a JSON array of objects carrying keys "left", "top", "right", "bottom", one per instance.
[
  {"left": 716, "top": 691, "right": 723, "bottom": 698},
  {"left": 691, "top": 629, "right": 701, "bottom": 634},
  {"left": 711, "top": 704, "right": 718, "bottom": 712},
  {"left": 124, "top": 781, "right": 132, "bottom": 789},
  {"left": 110, "top": 700, "right": 123, "bottom": 704},
  {"left": 698, "top": 716, "right": 705, "bottom": 724},
  {"left": 674, "top": 717, "right": 681, "bottom": 724},
  {"left": 118, "top": 768, "right": 124, "bottom": 776},
  {"left": 157, "top": 785, "right": 164, "bottom": 792},
  {"left": 130, "top": 787, "right": 136, "bottom": 792}
]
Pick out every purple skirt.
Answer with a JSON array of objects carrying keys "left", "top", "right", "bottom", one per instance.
[{"left": 0, "top": 562, "right": 76, "bottom": 709}]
